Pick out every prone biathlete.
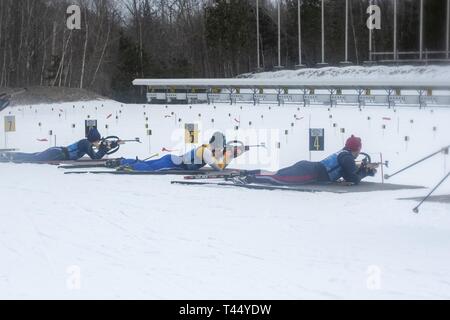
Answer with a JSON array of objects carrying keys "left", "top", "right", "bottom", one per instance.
[
  {"left": 243, "top": 135, "right": 378, "bottom": 186},
  {"left": 109, "top": 132, "right": 245, "bottom": 171},
  {"left": 0, "top": 128, "right": 116, "bottom": 163}
]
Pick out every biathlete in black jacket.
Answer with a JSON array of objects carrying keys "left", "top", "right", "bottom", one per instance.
[
  {"left": 244, "top": 135, "right": 378, "bottom": 185},
  {"left": 0, "top": 128, "right": 116, "bottom": 163}
]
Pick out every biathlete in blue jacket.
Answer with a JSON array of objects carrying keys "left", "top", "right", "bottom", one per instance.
[
  {"left": 244, "top": 135, "right": 378, "bottom": 185},
  {"left": 0, "top": 128, "right": 116, "bottom": 163}
]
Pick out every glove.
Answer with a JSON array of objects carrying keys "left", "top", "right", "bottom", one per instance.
[
  {"left": 109, "top": 141, "right": 119, "bottom": 149},
  {"left": 99, "top": 140, "right": 108, "bottom": 149},
  {"left": 367, "top": 168, "right": 377, "bottom": 177},
  {"left": 232, "top": 146, "right": 246, "bottom": 158},
  {"left": 359, "top": 166, "right": 377, "bottom": 177}
]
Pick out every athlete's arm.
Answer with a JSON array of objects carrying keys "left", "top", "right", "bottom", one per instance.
[
  {"left": 82, "top": 140, "right": 108, "bottom": 160},
  {"left": 202, "top": 148, "right": 223, "bottom": 170},
  {"left": 339, "top": 153, "right": 362, "bottom": 184}
]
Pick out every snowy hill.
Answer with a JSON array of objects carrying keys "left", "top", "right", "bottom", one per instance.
[
  {"left": 240, "top": 65, "right": 450, "bottom": 82},
  {"left": 0, "top": 98, "right": 449, "bottom": 299},
  {"left": 4, "top": 87, "right": 106, "bottom": 106}
]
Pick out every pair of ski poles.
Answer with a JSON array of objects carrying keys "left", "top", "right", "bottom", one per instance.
[{"left": 385, "top": 145, "right": 450, "bottom": 213}]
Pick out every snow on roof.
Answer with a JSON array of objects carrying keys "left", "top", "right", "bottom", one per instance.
[
  {"left": 133, "top": 65, "right": 450, "bottom": 90},
  {"left": 133, "top": 78, "right": 449, "bottom": 90}
]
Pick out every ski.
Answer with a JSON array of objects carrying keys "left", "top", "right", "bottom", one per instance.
[
  {"left": 64, "top": 170, "right": 209, "bottom": 175},
  {"left": 0, "top": 159, "right": 63, "bottom": 165},
  {"left": 171, "top": 180, "right": 424, "bottom": 193},
  {"left": 63, "top": 170, "right": 208, "bottom": 176},
  {"left": 1, "top": 158, "right": 114, "bottom": 166},
  {"left": 0, "top": 149, "right": 18, "bottom": 152},
  {"left": 59, "top": 155, "right": 158, "bottom": 170},
  {"left": 56, "top": 159, "right": 111, "bottom": 166},
  {"left": 58, "top": 162, "right": 114, "bottom": 170},
  {"left": 59, "top": 164, "right": 109, "bottom": 169},
  {"left": 71, "top": 158, "right": 111, "bottom": 163},
  {"left": 64, "top": 168, "right": 241, "bottom": 176},
  {"left": 171, "top": 180, "right": 340, "bottom": 193},
  {"left": 58, "top": 162, "right": 115, "bottom": 169},
  {"left": 183, "top": 172, "right": 243, "bottom": 180}
]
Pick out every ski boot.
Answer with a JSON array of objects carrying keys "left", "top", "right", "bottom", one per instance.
[
  {"left": 116, "top": 165, "right": 134, "bottom": 172},
  {"left": 0, "top": 152, "right": 11, "bottom": 163},
  {"left": 228, "top": 174, "right": 253, "bottom": 185},
  {"left": 105, "top": 158, "right": 122, "bottom": 168}
]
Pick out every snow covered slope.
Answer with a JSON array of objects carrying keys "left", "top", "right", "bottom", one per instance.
[
  {"left": 0, "top": 99, "right": 449, "bottom": 299},
  {"left": 240, "top": 65, "right": 450, "bottom": 82}
]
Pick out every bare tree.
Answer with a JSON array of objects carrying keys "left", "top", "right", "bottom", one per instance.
[
  {"left": 80, "top": 3, "right": 89, "bottom": 89},
  {"left": 90, "top": 9, "right": 113, "bottom": 87}
]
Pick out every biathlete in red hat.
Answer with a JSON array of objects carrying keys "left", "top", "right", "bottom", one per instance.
[{"left": 242, "top": 135, "right": 378, "bottom": 186}]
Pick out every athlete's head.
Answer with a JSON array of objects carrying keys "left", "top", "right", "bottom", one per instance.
[
  {"left": 87, "top": 128, "right": 102, "bottom": 143},
  {"left": 209, "top": 132, "right": 226, "bottom": 155},
  {"left": 345, "top": 135, "right": 362, "bottom": 158}
]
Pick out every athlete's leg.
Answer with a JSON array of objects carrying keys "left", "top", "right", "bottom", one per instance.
[
  {"left": 123, "top": 154, "right": 184, "bottom": 171},
  {"left": 247, "top": 161, "right": 320, "bottom": 185},
  {"left": 3, "top": 148, "right": 66, "bottom": 162}
]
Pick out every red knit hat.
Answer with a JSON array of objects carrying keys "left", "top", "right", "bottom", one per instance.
[{"left": 345, "top": 135, "right": 362, "bottom": 152}]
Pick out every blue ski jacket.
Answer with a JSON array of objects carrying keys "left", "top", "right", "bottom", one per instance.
[
  {"left": 66, "top": 139, "right": 108, "bottom": 160},
  {"left": 320, "top": 148, "right": 375, "bottom": 184}
]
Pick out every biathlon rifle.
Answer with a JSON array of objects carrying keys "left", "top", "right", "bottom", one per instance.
[
  {"left": 357, "top": 152, "right": 389, "bottom": 170},
  {"left": 226, "top": 140, "right": 267, "bottom": 152},
  {"left": 100, "top": 136, "right": 142, "bottom": 155}
]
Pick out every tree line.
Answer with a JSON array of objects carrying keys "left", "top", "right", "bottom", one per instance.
[{"left": 0, "top": 0, "right": 448, "bottom": 102}]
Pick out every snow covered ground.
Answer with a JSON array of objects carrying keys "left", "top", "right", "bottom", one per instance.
[{"left": 0, "top": 98, "right": 449, "bottom": 299}]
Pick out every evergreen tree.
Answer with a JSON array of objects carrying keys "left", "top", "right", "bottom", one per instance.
[{"left": 111, "top": 32, "right": 151, "bottom": 103}]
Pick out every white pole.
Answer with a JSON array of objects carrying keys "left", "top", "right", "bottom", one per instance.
[
  {"left": 446, "top": 0, "right": 449, "bottom": 59},
  {"left": 345, "top": 0, "right": 348, "bottom": 62},
  {"left": 420, "top": 0, "right": 424, "bottom": 60},
  {"left": 256, "top": 0, "right": 261, "bottom": 70},
  {"left": 321, "top": 0, "right": 325, "bottom": 64},
  {"left": 298, "top": 0, "right": 302, "bottom": 65},
  {"left": 394, "top": 0, "right": 397, "bottom": 60},
  {"left": 278, "top": 0, "right": 282, "bottom": 67}
]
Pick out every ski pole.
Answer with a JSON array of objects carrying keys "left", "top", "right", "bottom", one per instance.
[
  {"left": 413, "top": 171, "right": 450, "bottom": 214},
  {"left": 385, "top": 146, "right": 450, "bottom": 180}
]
